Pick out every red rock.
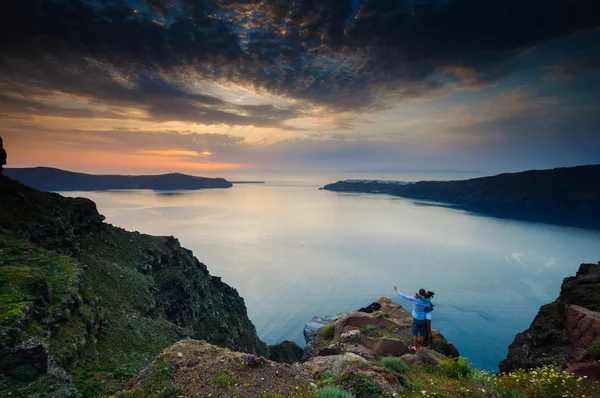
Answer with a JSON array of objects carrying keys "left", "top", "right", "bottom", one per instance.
[
  {"left": 568, "top": 361, "right": 600, "bottom": 380},
  {"left": 333, "top": 312, "right": 398, "bottom": 341},
  {"left": 363, "top": 338, "right": 409, "bottom": 356},
  {"left": 341, "top": 344, "right": 374, "bottom": 360},
  {"left": 566, "top": 305, "right": 600, "bottom": 360}
]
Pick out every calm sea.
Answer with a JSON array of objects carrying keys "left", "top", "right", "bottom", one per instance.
[{"left": 65, "top": 173, "right": 600, "bottom": 371}]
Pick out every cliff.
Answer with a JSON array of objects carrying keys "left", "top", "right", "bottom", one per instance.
[
  {"left": 0, "top": 175, "right": 265, "bottom": 397},
  {"left": 322, "top": 165, "right": 600, "bottom": 227},
  {"left": 4, "top": 167, "right": 232, "bottom": 191},
  {"left": 500, "top": 262, "right": 600, "bottom": 379}
]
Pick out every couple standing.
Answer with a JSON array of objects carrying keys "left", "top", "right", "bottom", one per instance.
[{"left": 393, "top": 285, "right": 435, "bottom": 352}]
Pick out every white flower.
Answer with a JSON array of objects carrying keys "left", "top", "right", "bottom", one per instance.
[{"left": 177, "top": 352, "right": 183, "bottom": 357}]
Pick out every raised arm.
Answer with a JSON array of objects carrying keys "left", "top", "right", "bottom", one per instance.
[{"left": 393, "top": 285, "right": 417, "bottom": 302}]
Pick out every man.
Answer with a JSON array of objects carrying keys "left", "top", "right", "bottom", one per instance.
[{"left": 393, "top": 285, "right": 428, "bottom": 351}]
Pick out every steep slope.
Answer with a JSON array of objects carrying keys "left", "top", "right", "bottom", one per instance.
[
  {"left": 500, "top": 262, "right": 600, "bottom": 379},
  {"left": 0, "top": 175, "right": 265, "bottom": 397}
]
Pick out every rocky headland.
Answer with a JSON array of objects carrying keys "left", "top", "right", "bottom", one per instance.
[
  {"left": 322, "top": 165, "right": 600, "bottom": 227},
  {"left": 4, "top": 167, "right": 232, "bottom": 191},
  {"left": 0, "top": 174, "right": 263, "bottom": 396},
  {"left": 500, "top": 262, "right": 600, "bottom": 379}
]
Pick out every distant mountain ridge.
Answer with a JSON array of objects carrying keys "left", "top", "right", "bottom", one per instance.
[
  {"left": 4, "top": 167, "right": 232, "bottom": 191},
  {"left": 322, "top": 165, "right": 600, "bottom": 227}
]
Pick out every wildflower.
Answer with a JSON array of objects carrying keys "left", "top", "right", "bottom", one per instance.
[{"left": 177, "top": 352, "right": 183, "bottom": 357}]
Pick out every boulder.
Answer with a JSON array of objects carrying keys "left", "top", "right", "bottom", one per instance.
[
  {"left": 431, "top": 332, "right": 460, "bottom": 357},
  {"left": 341, "top": 344, "right": 374, "bottom": 360},
  {"left": 303, "top": 353, "right": 367, "bottom": 376},
  {"left": 400, "top": 348, "right": 446, "bottom": 368},
  {"left": 363, "top": 337, "right": 409, "bottom": 356},
  {"left": 333, "top": 312, "right": 397, "bottom": 340}
]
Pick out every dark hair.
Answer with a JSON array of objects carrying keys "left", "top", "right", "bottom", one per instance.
[
  {"left": 418, "top": 288, "right": 426, "bottom": 295},
  {"left": 426, "top": 291, "right": 435, "bottom": 298}
]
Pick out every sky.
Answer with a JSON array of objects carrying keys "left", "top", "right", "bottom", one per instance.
[{"left": 1, "top": 0, "right": 599, "bottom": 175}]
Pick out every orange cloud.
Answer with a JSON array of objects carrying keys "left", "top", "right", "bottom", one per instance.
[{"left": 8, "top": 146, "right": 249, "bottom": 174}]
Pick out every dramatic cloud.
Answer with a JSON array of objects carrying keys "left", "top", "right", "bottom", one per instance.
[{"left": 1, "top": 0, "right": 599, "bottom": 172}]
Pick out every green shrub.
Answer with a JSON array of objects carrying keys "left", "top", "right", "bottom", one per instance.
[
  {"left": 380, "top": 356, "right": 408, "bottom": 373},
  {"left": 320, "top": 322, "right": 335, "bottom": 339},
  {"left": 588, "top": 338, "right": 600, "bottom": 360},
  {"left": 338, "top": 369, "right": 383, "bottom": 397},
  {"left": 361, "top": 324, "right": 377, "bottom": 334},
  {"left": 437, "top": 356, "right": 472, "bottom": 378},
  {"left": 315, "top": 386, "right": 353, "bottom": 398}
]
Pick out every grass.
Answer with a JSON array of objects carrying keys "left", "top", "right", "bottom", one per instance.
[
  {"left": 380, "top": 356, "right": 408, "bottom": 373},
  {"left": 209, "top": 371, "right": 240, "bottom": 387},
  {"left": 320, "top": 322, "right": 335, "bottom": 339},
  {"left": 315, "top": 386, "right": 353, "bottom": 398},
  {"left": 397, "top": 364, "right": 598, "bottom": 398}
]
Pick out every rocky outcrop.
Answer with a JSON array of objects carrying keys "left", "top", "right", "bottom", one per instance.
[
  {"left": 0, "top": 175, "right": 266, "bottom": 396},
  {"left": 304, "top": 299, "right": 459, "bottom": 361},
  {"left": 500, "top": 262, "right": 600, "bottom": 379},
  {"left": 0, "top": 135, "right": 6, "bottom": 175},
  {"left": 118, "top": 340, "right": 314, "bottom": 397},
  {"left": 322, "top": 165, "right": 600, "bottom": 227}
]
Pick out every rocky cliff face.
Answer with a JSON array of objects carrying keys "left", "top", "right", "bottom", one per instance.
[
  {"left": 500, "top": 262, "right": 600, "bottom": 379},
  {"left": 0, "top": 175, "right": 266, "bottom": 396},
  {"left": 0, "top": 135, "right": 6, "bottom": 174}
]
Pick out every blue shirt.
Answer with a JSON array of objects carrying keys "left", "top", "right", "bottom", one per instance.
[{"left": 396, "top": 291, "right": 428, "bottom": 321}]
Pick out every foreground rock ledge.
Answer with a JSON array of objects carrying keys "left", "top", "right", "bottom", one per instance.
[{"left": 118, "top": 299, "right": 460, "bottom": 397}]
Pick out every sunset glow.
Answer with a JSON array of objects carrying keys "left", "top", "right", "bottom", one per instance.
[{"left": 1, "top": 0, "right": 598, "bottom": 174}]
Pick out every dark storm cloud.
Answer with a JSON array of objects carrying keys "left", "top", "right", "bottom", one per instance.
[
  {"left": 0, "top": 57, "right": 302, "bottom": 128},
  {"left": 542, "top": 58, "right": 600, "bottom": 80},
  {"left": 1, "top": 0, "right": 599, "bottom": 120}
]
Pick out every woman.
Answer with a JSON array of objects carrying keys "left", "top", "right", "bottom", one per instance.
[{"left": 416, "top": 290, "right": 435, "bottom": 347}]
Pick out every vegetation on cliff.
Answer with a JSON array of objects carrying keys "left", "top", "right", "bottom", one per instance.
[
  {"left": 118, "top": 335, "right": 599, "bottom": 397},
  {"left": 0, "top": 175, "right": 265, "bottom": 397}
]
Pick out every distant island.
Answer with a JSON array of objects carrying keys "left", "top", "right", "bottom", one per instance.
[
  {"left": 4, "top": 167, "right": 233, "bottom": 191},
  {"left": 322, "top": 165, "right": 600, "bottom": 227}
]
